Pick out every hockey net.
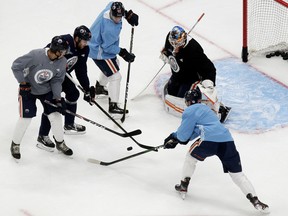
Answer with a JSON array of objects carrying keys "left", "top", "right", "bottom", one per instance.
[{"left": 242, "top": 0, "right": 288, "bottom": 61}]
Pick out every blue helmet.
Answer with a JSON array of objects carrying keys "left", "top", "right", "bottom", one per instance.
[
  {"left": 184, "top": 88, "right": 202, "bottom": 105},
  {"left": 168, "top": 26, "right": 187, "bottom": 48}
]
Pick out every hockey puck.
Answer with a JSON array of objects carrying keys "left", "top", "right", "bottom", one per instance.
[{"left": 127, "top": 147, "right": 133, "bottom": 151}]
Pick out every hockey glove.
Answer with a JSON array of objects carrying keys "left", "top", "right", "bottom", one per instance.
[
  {"left": 83, "top": 86, "right": 96, "bottom": 105},
  {"left": 163, "top": 133, "right": 179, "bottom": 149},
  {"left": 125, "top": 10, "right": 139, "bottom": 26},
  {"left": 54, "top": 98, "right": 66, "bottom": 115},
  {"left": 119, "top": 48, "right": 135, "bottom": 62},
  {"left": 19, "top": 83, "right": 31, "bottom": 98}
]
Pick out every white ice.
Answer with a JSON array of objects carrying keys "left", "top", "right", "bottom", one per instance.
[{"left": 0, "top": 0, "right": 287, "bottom": 215}]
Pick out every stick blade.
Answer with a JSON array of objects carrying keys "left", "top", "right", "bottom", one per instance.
[
  {"left": 87, "top": 158, "right": 101, "bottom": 164},
  {"left": 120, "top": 115, "right": 125, "bottom": 123},
  {"left": 87, "top": 158, "right": 111, "bottom": 166},
  {"left": 122, "top": 129, "right": 142, "bottom": 137}
]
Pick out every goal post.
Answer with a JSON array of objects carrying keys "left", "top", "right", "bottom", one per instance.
[{"left": 242, "top": 0, "right": 288, "bottom": 62}]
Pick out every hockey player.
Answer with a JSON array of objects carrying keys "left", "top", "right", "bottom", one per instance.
[
  {"left": 37, "top": 25, "right": 94, "bottom": 151},
  {"left": 163, "top": 89, "right": 269, "bottom": 213},
  {"left": 89, "top": 1, "right": 139, "bottom": 115},
  {"left": 160, "top": 26, "right": 231, "bottom": 122},
  {"left": 11, "top": 36, "right": 73, "bottom": 159},
  {"left": 37, "top": 25, "right": 95, "bottom": 151}
]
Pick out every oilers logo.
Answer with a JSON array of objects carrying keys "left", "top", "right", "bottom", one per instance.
[
  {"left": 66, "top": 56, "right": 78, "bottom": 71},
  {"left": 34, "top": 69, "right": 53, "bottom": 84},
  {"left": 168, "top": 55, "right": 180, "bottom": 73}
]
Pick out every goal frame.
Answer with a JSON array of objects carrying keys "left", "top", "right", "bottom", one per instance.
[{"left": 242, "top": 0, "right": 288, "bottom": 62}]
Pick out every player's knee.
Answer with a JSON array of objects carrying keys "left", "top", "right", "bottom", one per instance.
[{"left": 108, "top": 72, "right": 122, "bottom": 82}]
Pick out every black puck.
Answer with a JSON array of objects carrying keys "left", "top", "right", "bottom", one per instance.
[{"left": 127, "top": 147, "right": 133, "bottom": 151}]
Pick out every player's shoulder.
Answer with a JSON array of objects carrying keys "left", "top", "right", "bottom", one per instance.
[
  {"left": 184, "top": 103, "right": 210, "bottom": 115},
  {"left": 28, "top": 48, "right": 46, "bottom": 59}
]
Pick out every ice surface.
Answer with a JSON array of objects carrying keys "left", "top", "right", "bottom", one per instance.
[{"left": 1, "top": 0, "right": 287, "bottom": 215}]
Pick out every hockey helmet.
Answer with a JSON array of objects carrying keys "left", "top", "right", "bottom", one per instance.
[
  {"left": 184, "top": 88, "right": 202, "bottom": 106},
  {"left": 50, "top": 36, "right": 69, "bottom": 53},
  {"left": 168, "top": 26, "right": 187, "bottom": 48},
  {"left": 111, "top": 2, "right": 125, "bottom": 17},
  {"left": 74, "top": 25, "right": 91, "bottom": 41}
]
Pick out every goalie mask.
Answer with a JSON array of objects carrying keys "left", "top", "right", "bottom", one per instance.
[{"left": 168, "top": 26, "right": 187, "bottom": 49}]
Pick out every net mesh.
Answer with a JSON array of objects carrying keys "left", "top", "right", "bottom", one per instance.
[{"left": 248, "top": 0, "right": 288, "bottom": 55}]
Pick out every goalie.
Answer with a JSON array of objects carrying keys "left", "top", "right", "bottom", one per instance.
[{"left": 160, "top": 26, "right": 231, "bottom": 123}]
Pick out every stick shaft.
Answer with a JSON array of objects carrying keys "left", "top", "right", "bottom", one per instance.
[
  {"left": 88, "top": 145, "right": 164, "bottom": 166},
  {"left": 121, "top": 27, "right": 135, "bottom": 123}
]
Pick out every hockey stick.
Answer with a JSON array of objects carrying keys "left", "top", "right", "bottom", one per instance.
[
  {"left": 44, "top": 100, "right": 141, "bottom": 138},
  {"left": 187, "top": 13, "right": 205, "bottom": 35},
  {"left": 65, "top": 73, "right": 155, "bottom": 150},
  {"left": 88, "top": 144, "right": 164, "bottom": 166},
  {"left": 131, "top": 62, "right": 166, "bottom": 100},
  {"left": 121, "top": 26, "right": 135, "bottom": 123},
  {"left": 90, "top": 100, "right": 156, "bottom": 150}
]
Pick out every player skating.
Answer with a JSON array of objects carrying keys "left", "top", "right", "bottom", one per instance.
[
  {"left": 89, "top": 1, "right": 139, "bottom": 116},
  {"left": 37, "top": 25, "right": 94, "bottom": 152},
  {"left": 163, "top": 89, "right": 269, "bottom": 213},
  {"left": 11, "top": 36, "right": 73, "bottom": 159}
]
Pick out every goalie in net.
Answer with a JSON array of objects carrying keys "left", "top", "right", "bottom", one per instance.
[{"left": 160, "top": 26, "right": 231, "bottom": 123}]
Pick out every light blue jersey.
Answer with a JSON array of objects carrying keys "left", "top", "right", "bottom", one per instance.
[
  {"left": 89, "top": 2, "right": 122, "bottom": 60},
  {"left": 175, "top": 103, "right": 233, "bottom": 142}
]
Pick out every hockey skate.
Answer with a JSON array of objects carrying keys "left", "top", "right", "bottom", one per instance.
[
  {"left": 64, "top": 123, "right": 86, "bottom": 135},
  {"left": 175, "top": 177, "right": 190, "bottom": 200},
  {"left": 36, "top": 135, "right": 55, "bottom": 152},
  {"left": 10, "top": 141, "right": 21, "bottom": 159},
  {"left": 108, "top": 98, "right": 128, "bottom": 118},
  {"left": 95, "top": 81, "right": 108, "bottom": 98},
  {"left": 219, "top": 105, "right": 232, "bottom": 123},
  {"left": 247, "top": 193, "right": 270, "bottom": 214},
  {"left": 54, "top": 139, "right": 73, "bottom": 156}
]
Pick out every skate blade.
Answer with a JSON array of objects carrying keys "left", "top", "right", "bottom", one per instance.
[
  {"left": 108, "top": 113, "right": 129, "bottom": 120},
  {"left": 180, "top": 192, "right": 186, "bottom": 200},
  {"left": 176, "top": 191, "right": 187, "bottom": 200},
  {"left": 56, "top": 150, "right": 74, "bottom": 158},
  {"left": 95, "top": 95, "right": 108, "bottom": 99},
  {"left": 256, "top": 205, "right": 270, "bottom": 214},
  {"left": 12, "top": 157, "right": 20, "bottom": 163},
  {"left": 64, "top": 130, "right": 86, "bottom": 135},
  {"left": 36, "top": 143, "right": 55, "bottom": 152}
]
